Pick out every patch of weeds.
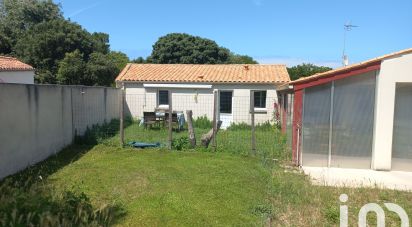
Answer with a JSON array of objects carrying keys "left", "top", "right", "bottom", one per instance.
[
  {"left": 172, "top": 136, "right": 190, "bottom": 151},
  {"left": 227, "top": 122, "right": 251, "bottom": 131},
  {"left": 0, "top": 180, "right": 125, "bottom": 226},
  {"left": 324, "top": 204, "right": 340, "bottom": 224},
  {"left": 193, "top": 115, "right": 212, "bottom": 129},
  {"left": 251, "top": 204, "right": 273, "bottom": 218},
  {"left": 226, "top": 121, "right": 277, "bottom": 131},
  {"left": 256, "top": 121, "right": 277, "bottom": 131}
]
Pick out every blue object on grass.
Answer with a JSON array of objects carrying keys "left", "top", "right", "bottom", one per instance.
[{"left": 128, "top": 141, "right": 162, "bottom": 148}]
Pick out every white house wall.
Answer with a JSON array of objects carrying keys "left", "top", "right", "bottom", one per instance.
[
  {"left": 0, "top": 71, "right": 35, "bottom": 84},
  {"left": 124, "top": 83, "right": 278, "bottom": 125},
  {"left": 372, "top": 53, "right": 412, "bottom": 170},
  {"left": 171, "top": 88, "right": 214, "bottom": 119},
  {"left": 214, "top": 84, "right": 278, "bottom": 125}
]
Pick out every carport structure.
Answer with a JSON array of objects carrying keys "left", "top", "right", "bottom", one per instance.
[{"left": 282, "top": 48, "right": 412, "bottom": 171}]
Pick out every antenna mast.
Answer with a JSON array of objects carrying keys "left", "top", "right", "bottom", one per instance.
[{"left": 342, "top": 21, "right": 359, "bottom": 66}]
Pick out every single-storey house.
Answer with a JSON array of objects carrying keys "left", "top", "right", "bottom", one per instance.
[
  {"left": 0, "top": 56, "right": 35, "bottom": 84},
  {"left": 278, "top": 48, "right": 412, "bottom": 172},
  {"left": 116, "top": 64, "right": 290, "bottom": 128}
]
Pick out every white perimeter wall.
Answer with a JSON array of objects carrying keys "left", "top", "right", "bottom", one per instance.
[
  {"left": 0, "top": 71, "right": 34, "bottom": 84},
  {"left": 124, "top": 83, "right": 278, "bottom": 124},
  {"left": 372, "top": 53, "right": 412, "bottom": 170},
  {"left": 0, "top": 84, "right": 120, "bottom": 179}
]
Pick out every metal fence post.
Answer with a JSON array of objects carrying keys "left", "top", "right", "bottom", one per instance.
[
  {"left": 250, "top": 91, "right": 256, "bottom": 155},
  {"left": 168, "top": 90, "right": 173, "bottom": 150},
  {"left": 119, "top": 83, "right": 125, "bottom": 147},
  {"left": 212, "top": 89, "right": 218, "bottom": 152}
]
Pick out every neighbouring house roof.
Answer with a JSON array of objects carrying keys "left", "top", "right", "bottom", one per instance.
[
  {"left": 0, "top": 56, "right": 34, "bottom": 72},
  {"left": 290, "top": 47, "right": 412, "bottom": 85},
  {"left": 116, "top": 64, "right": 290, "bottom": 84}
]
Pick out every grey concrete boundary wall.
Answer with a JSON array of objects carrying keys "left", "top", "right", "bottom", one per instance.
[{"left": 0, "top": 84, "right": 120, "bottom": 179}]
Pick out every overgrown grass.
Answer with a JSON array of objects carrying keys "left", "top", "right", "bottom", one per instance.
[
  {"left": 226, "top": 121, "right": 278, "bottom": 131},
  {"left": 192, "top": 115, "right": 212, "bottom": 129},
  {"left": 0, "top": 146, "right": 125, "bottom": 226},
  {"left": 269, "top": 165, "right": 412, "bottom": 226},
  {"left": 1, "top": 121, "right": 411, "bottom": 226}
]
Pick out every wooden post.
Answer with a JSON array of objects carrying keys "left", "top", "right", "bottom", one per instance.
[
  {"left": 212, "top": 90, "right": 218, "bottom": 152},
  {"left": 201, "top": 120, "right": 222, "bottom": 148},
  {"left": 186, "top": 110, "right": 196, "bottom": 148},
  {"left": 119, "top": 83, "right": 125, "bottom": 147},
  {"left": 250, "top": 91, "right": 256, "bottom": 155},
  {"left": 168, "top": 90, "right": 173, "bottom": 150}
]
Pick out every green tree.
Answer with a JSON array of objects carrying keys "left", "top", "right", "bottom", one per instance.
[
  {"left": 287, "top": 63, "right": 332, "bottom": 81},
  {"left": 228, "top": 53, "right": 258, "bottom": 64},
  {"left": 150, "top": 33, "right": 230, "bottom": 64},
  {"left": 0, "top": 0, "right": 62, "bottom": 54},
  {"left": 56, "top": 50, "right": 86, "bottom": 85},
  {"left": 1, "top": 0, "right": 126, "bottom": 86},
  {"left": 91, "top": 32, "right": 110, "bottom": 54},
  {"left": 132, "top": 57, "right": 146, "bottom": 63},
  {"left": 108, "top": 51, "right": 129, "bottom": 71},
  {"left": 85, "top": 52, "right": 119, "bottom": 86},
  {"left": 14, "top": 19, "right": 94, "bottom": 83}
]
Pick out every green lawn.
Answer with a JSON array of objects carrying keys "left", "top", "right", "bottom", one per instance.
[
  {"left": 1, "top": 123, "right": 412, "bottom": 226},
  {"left": 50, "top": 147, "right": 272, "bottom": 226}
]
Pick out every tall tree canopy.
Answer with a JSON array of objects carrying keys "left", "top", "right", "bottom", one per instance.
[
  {"left": 227, "top": 54, "right": 258, "bottom": 64},
  {"left": 0, "top": 0, "right": 128, "bottom": 86},
  {"left": 0, "top": 0, "right": 62, "bottom": 53},
  {"left": 56, "top": 50, "right": 86, "bottom": 85},
  {"left": 85, "top": 52, "right": 119, "bottom": 86},
  {"left": 148, "top": 33, "right": 257, "bottom": 64},
  {"left": 287, "top": 63, "right": 332, "bottom": 81},
  {"left": 14, "top": 19, "right": 94, "bottom": 83}
]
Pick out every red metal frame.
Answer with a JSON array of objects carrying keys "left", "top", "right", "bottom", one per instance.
[
  {"left": 293, "top": 63, "right": 381, "bottom": 90},
  {"left": 291, "top": 90, "right": 303, "bottom": 164},
  {"left": 291, "top": 62, "right": 381, "bottom": 166}
]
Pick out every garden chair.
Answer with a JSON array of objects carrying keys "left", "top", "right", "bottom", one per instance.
[
  {"left": 165, "top": 112, "right": 179, "bottom": 131},
  {"left": 143, "top": 112, "right": 157, "bottom": 129}
]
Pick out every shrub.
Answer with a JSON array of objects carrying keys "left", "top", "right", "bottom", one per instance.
[
  {"left": 193, "top": 116, "right": 212, "bottom": 129},
  {"left": 227, "top": 122, "right": 251, "bottom": 131},
  {"left": 256, "top": 121, "right": 277, "bottom": 131},
  {"left": 172, "top": 136, "right": 190, "bottom": 150}
]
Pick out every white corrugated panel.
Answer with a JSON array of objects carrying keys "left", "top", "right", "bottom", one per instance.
[
  {"left": 331, "top": 72, "right": 376, "bottom": 169},
  {"left": 392, "top": 83, "right": 412, "bottom": 171},
  {"left": 302, "top": 83, "right": 331, "bottom": 167}
]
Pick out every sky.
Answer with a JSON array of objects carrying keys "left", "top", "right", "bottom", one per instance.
[{"left": 54, "top": 0, "right": 412, "bottom": 68}]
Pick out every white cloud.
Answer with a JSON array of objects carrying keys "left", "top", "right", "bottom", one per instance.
[{"left": 256, "top": 56, "right": 342, "bottom": 68}]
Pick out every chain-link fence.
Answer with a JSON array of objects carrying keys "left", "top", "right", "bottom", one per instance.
[{"left": 120, "top": 89, "right": 286, "bottom": 162}]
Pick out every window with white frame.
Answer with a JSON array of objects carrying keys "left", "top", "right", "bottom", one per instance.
[
  {"left": 253, "top": 91, "right": 267, "bottom": 109},
  {"left": 158, "top": 90, "right": 169, "bottom": 106}
]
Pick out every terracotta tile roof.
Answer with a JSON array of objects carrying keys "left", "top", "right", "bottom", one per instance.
[
  {"left": 116, "top": 64, "right": 290, "bottom": 84},
  {"left": 290, "top": 47, "right": 412, "bottom": 85},
  {"left": 0, "top": 56, "right": 34, "bottom": 72}
]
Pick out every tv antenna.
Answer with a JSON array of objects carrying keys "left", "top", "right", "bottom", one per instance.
[{"left": 342, "top": 21, "right": 359, "bottom": 66}]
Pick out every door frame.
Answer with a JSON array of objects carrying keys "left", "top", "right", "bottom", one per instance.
[{"left": 218, "top": 90, "right": 233, "bottom": 129}]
